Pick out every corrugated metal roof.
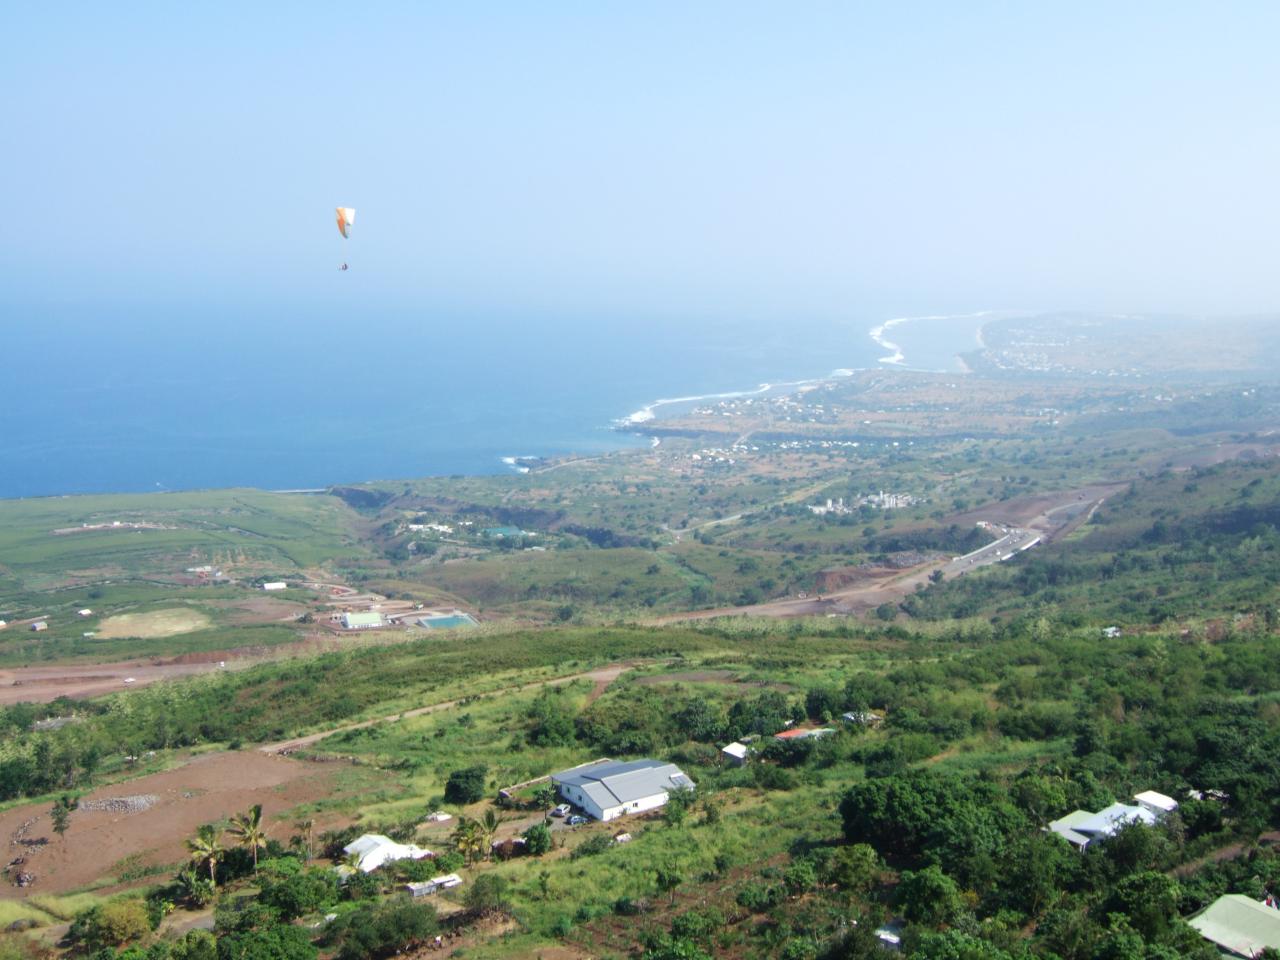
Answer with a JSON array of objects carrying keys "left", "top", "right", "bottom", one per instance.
[
  {"left": 552, "top": 758, "right": 695, "bottom": 808},
  {"left": 1190, "top": 895, "right": 1280, "bottom": 957},
  {"left": 1074, "top": 802, "right": 1157, "bottom": 836}
]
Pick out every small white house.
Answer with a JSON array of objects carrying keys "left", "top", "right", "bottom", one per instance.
[
  {"left": 262, "top": 582, "right": 287, "bottom": 591},
  {"left": 30, "top": 621, "right": 48, "bottom": 632},
  {"left": 551, "top": 758, "right": 695, "bottom": 822},
  {"left": 78, "top": 609, "right": 93, "bottom": 617},
  {"left": 423, "top": 811, "right": 452, "bottom": 823},
  {"left": 1133, "top": 790, "right": 1179, "bottom": 817},
  {"left": 0, "top": 620, "right": 8, "bottom": 630},
  {"left": 721, "top": 742, "right": 750, "bottom": 765},
  {"left": 342, "top": 834, "right": 431, "bottom": 873},
  {"left": 342, "top": 611, "right": 385, "bottom": 630}
]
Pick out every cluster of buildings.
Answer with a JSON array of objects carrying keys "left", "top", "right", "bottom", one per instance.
[
  {"left": 1047, "top": 789, "right": 1179, "bottom": 851},
  {"left": 808, "top": 491, "right": 922, "bottom": 516}
]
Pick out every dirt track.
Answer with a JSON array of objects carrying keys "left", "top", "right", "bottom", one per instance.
[{"left": 259, "top": 662, "right": 634, "bottom": 754}]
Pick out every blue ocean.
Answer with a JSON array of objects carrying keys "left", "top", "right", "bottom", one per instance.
[{"left": 1, "top": 305, "right": 981, "bottom": 498}]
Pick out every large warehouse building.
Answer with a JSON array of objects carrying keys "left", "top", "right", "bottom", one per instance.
[{"left": 551, "top": 758, "right": 695, "bottom": 821}]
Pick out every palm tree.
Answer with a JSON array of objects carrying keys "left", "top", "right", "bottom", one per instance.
[
  {"left": 228, "top": 804, "right": 269, "bottom": 870},
  {"left": 293, "top": 818, "right": 315, "bottom": 862},
  {"left": 479, "top": 809, "right": 506, "bottom": 859},
  {"left": 532, "top": 784, "right": 558, "bottom": 823},
  {"left": 186, "top": 824, "right": 225, "bottom": 886},
  {"left": 451, "top": 818, "right": 485, "bottom": 866}
]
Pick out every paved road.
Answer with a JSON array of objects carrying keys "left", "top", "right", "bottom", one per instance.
[{"left": 941, "top": 525, "right": 1041, "bottom": 575}]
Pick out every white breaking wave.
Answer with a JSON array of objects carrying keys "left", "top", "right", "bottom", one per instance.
[
  {"left": 870, "top": 311, "right": 995, "bottom": 367},
  {"left": 617, "top": 313, "right": 992, "bottom": 433}
]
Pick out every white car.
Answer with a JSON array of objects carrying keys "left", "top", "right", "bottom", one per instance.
[
  {"left": 123, "top": 677, "right": 136, "bottom": 684},
  {"left": 551, "top": 804, "right": 571, "bottom": 818}
]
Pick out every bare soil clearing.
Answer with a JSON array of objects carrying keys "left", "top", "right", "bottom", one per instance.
[
  {"left": 0, "top": 628, "right": 431, "bottom": 706},
  {"left": 95, "top": 609, "right": 211, "bottom": 639},
  {"left": 0, "top": 659, "right": 234, "bottom": 705},
  {"left": 0, "top": 752, "right": 336, "bottom": 896}
]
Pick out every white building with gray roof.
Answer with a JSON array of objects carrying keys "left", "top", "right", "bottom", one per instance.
[
  {"left": 551, "top": 758, "right": 695, "bottom": 821},
  {"left": 1047, "top": 790, "right": 1175, "bottom": 851}
]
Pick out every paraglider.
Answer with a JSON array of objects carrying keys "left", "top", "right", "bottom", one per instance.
[{"left": 335, "top": 206, "right": 355, "bottom": 270}]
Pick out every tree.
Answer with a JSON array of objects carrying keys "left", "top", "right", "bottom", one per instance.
[
  {"left": 228, "top": 804, "right": 269, "bottom": 870},
  {"left": 656, "top": 865, "right": 685, "bottom": 905},
  {"left": 523, "top": 823, "right": 552, "bottom": 856},
  {"left": 465, "top": 873, "right": 511, "bottom": 916},
  {"left": 674, "top": 699, "right": 724, "bottom": 742},
  {"left": 49, "top": 795, "right": 75, "bottom": 847},
  {"left": 329, "top": 901, "right": 437, "bottom": 960},
  {"left": 911, "top": 931, "right": 1014, "bottom": 960},
  {"left": 1106, "top": 871, "right": 1180, "bottom": 942},
  {"left": 258, "top": 866, "right": 338, "bottom": 921},
  {"left": 218, "top": 925, "right": 317, "bottom": 960},
  {"left": 73, "top": 899, "right": 151, "bottom": 949},
  {"left": 826, "top": 843, "right": 882, "bottom": 896},
  {"left": 444, "top": 765, "right": 487, "bottom": 805},
  {"left": 896, "top": 865, "right": 965, "bottom": 928},
  {"left": 804, "top": 686, "right": 841, "bottom": 722},
  {"left": 293, "top": 819, "right": 315, "bottom": 862},
  {"left": 187, "top": 824, "right": 225, "bottom": 886},
  {"left": 527, "top": 692, "right": 575, "bottom": 746},
  {"left": 783, "top": 858, "right": 817, "bottom": 896},
  {"left": 478, "top": 808, "right": 505, "bottom": 859},
  {"left": 532, "top": 784, "right": 558, "bottom": 821},
  {"left": 451, "top": 818, "right": 485, "bottom": 866},
  {"left": 170, "top": 930, "right": 218, "bottom": 960},
  {"left": 875, "top": 603, "right": 898, "bottom": 622}
]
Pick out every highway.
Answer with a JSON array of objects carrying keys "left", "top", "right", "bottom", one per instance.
[{"left": 943, "top": 524, "right": 1041, "bottom": 574}]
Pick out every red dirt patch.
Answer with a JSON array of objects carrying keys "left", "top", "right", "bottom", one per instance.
[{"left": 1, "top": 752, "right": 338, "bottom": 896}]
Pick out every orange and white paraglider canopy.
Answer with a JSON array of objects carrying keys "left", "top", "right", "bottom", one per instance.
[{"left": 335, "top": 207, "right": 356, "bottom": 239}]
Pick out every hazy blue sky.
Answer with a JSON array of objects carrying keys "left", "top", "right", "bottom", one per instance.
[{"left": 7, "top": 2, "right": 1280, "bottom": 325}]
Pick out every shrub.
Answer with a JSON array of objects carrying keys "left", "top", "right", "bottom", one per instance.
[
  {"left": 431, "top": 851, "right": 464, "bottom": 873},
  {"left": 444, "top": 766, "right": 487, "bottom": 805},
  {"left": 570, "top": 834, "right": 613, "bottom": 860},
  {"left": 70, "top": 900, "right": 151, "bottom": 950},
  {"left": 735, "top": 882, "right": 781, "bottom": 912},
  {"left": 465, "top": 874, "right": 512, "bottom": 916},
  {"left": 524, "top": 823, "right": 553, "bottom": 856}
]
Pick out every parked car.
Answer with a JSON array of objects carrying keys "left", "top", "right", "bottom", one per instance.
[
  {"left": 551, "top": 804, "right": 571, "bottom": 818},
  {"left": 567, "top": 815, "right": 588, "bottom": 826}
]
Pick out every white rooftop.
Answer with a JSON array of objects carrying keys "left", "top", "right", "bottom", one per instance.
[
  {"left": 342, "top": 834, "right": 430, "bottom": 872},
  {"left": 1134, "top": 789, "right": 1179, "bottom": 813},
  {"left": 722, "top": 742, "right": 749, "bottom": 760},
  {"left": 1074, "top": 802, "right": 1158, "bottom": 836}
]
